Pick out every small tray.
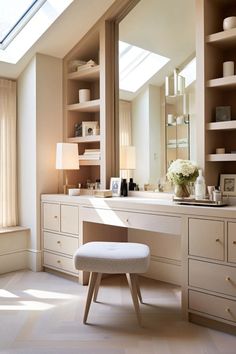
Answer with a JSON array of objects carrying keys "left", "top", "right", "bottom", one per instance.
[{"left": 173, "top": 198, "right": 227, "bottom": 207}]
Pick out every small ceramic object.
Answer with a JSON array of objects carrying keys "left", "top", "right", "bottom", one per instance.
[
  {"left": 223, "top": 16, "right": 236, "bottom": 31},
  {"left": 176, "top": 115, "right": 184, "bottom": 125},
  {"left": 223, "top": 61, "right": 234, "bottom": 77},
  {"left": 79, "top": 89, "right": 90, "bottom": 103},
  {"left": 167, "top": 114, "right": 175, "bottom": 124},
  {"left": 216, "top": 148, "right": 225, "bottom": 154},
  {"left": 68, "top": 188, "right": 80, "bottom": 196}
]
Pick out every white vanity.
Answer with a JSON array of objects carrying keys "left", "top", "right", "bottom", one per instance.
[{"left": 41, "top": 193, "right": 236, "bottom": 333}]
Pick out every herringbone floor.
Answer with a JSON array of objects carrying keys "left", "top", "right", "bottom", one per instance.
[{"left": 0, "top": 270, "right": 236, "bottom": 354}]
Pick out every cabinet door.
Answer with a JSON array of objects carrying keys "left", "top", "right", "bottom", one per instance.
[
  {"left": 43, "top": 203, "right": 60, "bottom": 232},
  {"left": 43, "top": 232, "right": 78, "bottom": 256},
  {"left": 189, "top": 218, "right": 224, "bottom": 261},
  {"left": 61, "top": 204, "right": 79, "bottom": 235},
  {"left": 228, "top": 222, "right": 236, "bottom": 263}
]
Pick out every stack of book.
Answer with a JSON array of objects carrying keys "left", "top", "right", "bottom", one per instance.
[
  {"left": 77, "top": 59, "right": 97, "bottom": 72},
  {"left": 79, "top": 149, "right": 101, "bottom": 160}
]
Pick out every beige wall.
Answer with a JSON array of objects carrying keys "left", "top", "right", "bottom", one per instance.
[{"left": 17, "top": 54, "right": 63, "bottom": 271}]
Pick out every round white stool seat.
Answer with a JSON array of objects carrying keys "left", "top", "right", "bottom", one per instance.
[{"left": 74, "top": 241, "right": 150, "bottom": 274}]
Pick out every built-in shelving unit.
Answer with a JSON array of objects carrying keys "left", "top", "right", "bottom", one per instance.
[
  {"left": 67, "top": 99, "right": 100, "bottom": 112},
  {"left": 67, "top": 135, "right": 101, "bottom": 143},
  {"left": 67, "top": 65, "right": 100, "bottom": 81},
  {"left": 199, "top": 0, "right": 236, "bottom": 185}
]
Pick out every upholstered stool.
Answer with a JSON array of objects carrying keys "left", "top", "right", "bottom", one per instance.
[{"left": 74, "top": 241, "right": 150, "bottom": 325}]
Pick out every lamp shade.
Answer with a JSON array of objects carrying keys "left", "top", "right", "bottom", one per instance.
[
  {"left": 120, "top": 145, "right": 136, "bottom": 170},
  {"left": 56, "top": 143, "right": 79, "bottom": 170}
]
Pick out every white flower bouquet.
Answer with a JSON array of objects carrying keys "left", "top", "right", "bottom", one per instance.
[{"left": 167, "top": 159, "right": 198, "bottom": 185}]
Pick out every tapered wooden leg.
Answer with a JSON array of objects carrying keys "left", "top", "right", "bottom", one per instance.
[
  {"left": 83, "top": 272, "right": 98, "bottom": 324},
  {"left": 134, "top": 274, "right": 143, "bottom": 304},
  {"left": 93, "top": 273, "right": 102, "bottom": 302},
  {"left": 126, "top": 273, "right": 142, "bottom": 326}
]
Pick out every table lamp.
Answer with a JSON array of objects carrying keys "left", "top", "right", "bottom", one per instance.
[{"left": 56, "top": 143, "right": 79, "bottom": 194}]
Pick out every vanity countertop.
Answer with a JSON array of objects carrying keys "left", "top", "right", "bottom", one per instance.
[{"left": 41, "top": 194, "right": 236, "bottom": 219}]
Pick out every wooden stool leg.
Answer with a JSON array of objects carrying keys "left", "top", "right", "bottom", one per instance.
[
  {"left": 93, "top": 273, "right": 102, "bottom": 302},
  {"left": 134, "top": 274, "right": 143, "bottom": 304},
  {"left": 126, "top": 273, "right": 142, "bottom": 326},
  {"left": 83, "top": 272, "right": 98, "bottom": 324}
]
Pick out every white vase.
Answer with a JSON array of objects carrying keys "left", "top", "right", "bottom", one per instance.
[{"left": 223, "top": 16, "right": 236, "bottom": 31}]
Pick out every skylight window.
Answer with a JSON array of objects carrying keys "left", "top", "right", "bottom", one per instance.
[
  {"left": 0, "top": 0, "right": 46, "bottom": 50},
  {"left": 179, "top": 57, "right": 196, "bottom": 87},
  {"left": 119, "top": 41, "right": 170, "bottom": 93},
  {"left": 0, "top": 0, "right": 73, "bottom": 64}
]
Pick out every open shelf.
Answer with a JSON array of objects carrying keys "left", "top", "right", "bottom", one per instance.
[
  {"left": 206, "top": 28, "right": 236, "bottom": 48},
  {"left": 68, "top": 65, "right": 100, "bottom": 81},
  {"left": 206, "top": 153, "right": 236, "bottom": 162},
  {"left": 207, "top": 76, "right": 236, "bottom": 89},
  {"left": 206, "top": 120, "right": 236, "bottom": 131},
  {"left": 67, "top": 135, "right": 100, "bottom": 143},
  {"left": 67, "top": 99, "right": 100, "bottom": 112},
  {"left": 79, "top": 160, "right": 101, "bottom": 166}
]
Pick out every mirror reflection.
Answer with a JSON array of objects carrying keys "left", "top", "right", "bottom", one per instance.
[{"left": 119, "top": 0, "right": 196, "bottom": 192}]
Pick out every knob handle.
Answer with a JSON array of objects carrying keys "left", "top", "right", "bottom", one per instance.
[
  {"left": 126, "top": 218, "right": 129, "bottom": 222},
  {"left": 233, "top": 241, "right": 236, "bottom": 245},
  {"left": 54, "top": 215, "right": 58, "bottom": 219},
  {"left": 225, "top": 307, "right": 230, "bottom": 313},
  {"left": 215, "top": 238, "right": 220, "bottom": 242},
  {"left": 57, "top": 260, "right": 61, "bottom": 264},
  {"left": 226, "top": 276, "right": 231, "bottom": 281},
  {"left": 57, "top": 240, "right": 61, "bottom": 244}
]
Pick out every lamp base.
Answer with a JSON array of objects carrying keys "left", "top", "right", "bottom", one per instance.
[{"left": 63, "top": 184, "right": 77, "bottom": 194}]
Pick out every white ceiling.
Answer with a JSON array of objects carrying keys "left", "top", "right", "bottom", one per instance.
[
  {"left": 119, "top": 0, "right": 195, "bottom": 100},
  {"left": 0, "top": 0, "right": 115, "bottom": 79}
]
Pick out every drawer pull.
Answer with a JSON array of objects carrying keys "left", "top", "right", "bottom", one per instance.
[
  {"left": 126, "top": 218, "right": 129, "bottom": 223},
  {"left": 54, "top": 215, "right": 58, "bottom": 219},
  {"left": 233, "top": 241, "right": 236, "bottom": 245},
  {"left": 225, "top": 307, "right": 231, "bottom": 313},
  {"left": 57, "top": 260, "right": 61, "bottom": 264},
  {"left": 57, "top": 240, "right": 61, "bottom": 244},
  {"left": 226, "top": 276, "right": 231, "bottom": 281},
  {"left": 215, "top": 238, "right": 220, "bottom": 242}
]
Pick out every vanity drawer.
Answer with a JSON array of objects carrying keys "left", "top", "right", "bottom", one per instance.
[
  {"left": 189, "top": 290, "right": 236, "bottom": 323},
  {"left": 43, "top": 251, "right": 77, "bottom": 275},
  {"left": 60, "top": 204, "right": 79, "bottom": 235},
  {"left": 189, "top": 218, "right": 224, "bottom": 260},
  {"left": 189, "top": 259, "right": 236, "bottom": 297},
  {"left": 43, "top": 232, "right": 78, "bottom": 256},
  {"left": 228, "top": 222, "right": 236, "bottom": 263},
  {"left": 43, "top": 203, "right": 60, "bottom": 232},
  {"left": 81, "top": 207, "right": 181, "bottom": 235}
]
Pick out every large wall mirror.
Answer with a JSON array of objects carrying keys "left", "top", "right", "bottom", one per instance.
[{"left": 118, "top": 0, "right": 196, "bottom": 191}]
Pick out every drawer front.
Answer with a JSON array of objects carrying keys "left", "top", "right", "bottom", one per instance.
[
  {"left": 43, "top": 251, "right": 78, "bottom": 275},
  {"left": 43, "top": 203, "right": 60, "bottom": 231},
  {"left": 43, "top": 232, "right": 78, "bottom": 256},
  {"left": 189, "top": 259, "right": 236, "bottom": 297},
  {"left": 81, "top": 207, "right": 181, "bottom": 235},
  {"left": 189, "top": 290, "right": 236, "bottom": 323},
  {"left": 228, "top": 222, "right": 236, "bottom": 263},
  {"left": 61, "top": 204, "right": 79, "bottom": 235},
  {"left": 189, "top": 218, "right": 224, "bottom": 261}
]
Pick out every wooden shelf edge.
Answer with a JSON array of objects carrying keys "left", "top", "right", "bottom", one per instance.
[
  {"left": 67, "top": 99, "right": 100, "bottom": 112},
  {"left": 206, "top": 153, "right": 236, "bottom": 162},
  {"left": 79, "top": 160, "right": 101, "bottom": 166},
  {"left": 207, "top": 76, "right": 236, "bottom": 88},
  {"left": 67, "top": 135, "right": 101, "bottom": 143},
  {"left": 206, "top": 28, "right": 236, "bottom": 47},
  {"left": 67, "top": 65, "right": 100, "bottom": 81},
  {"left": 206, "top": 121, "right": 236, "bottom": 131}
]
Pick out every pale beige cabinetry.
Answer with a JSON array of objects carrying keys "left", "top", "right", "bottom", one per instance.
[
  {"left": 197, "top": 0, "right": 236, "bottom": 185},
  {"left": 188, "top": 217, "right": 236, "bottom": 326},
  {"left": 42, "top": 201, "right": 79, "bottom": 276}
]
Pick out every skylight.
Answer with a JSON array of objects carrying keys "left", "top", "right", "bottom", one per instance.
[
  {"left": 0, "top": 0, "right": 46, "bottom": 50},
  {"left": 119, "top": 41, "right": 170, "bottom": 93},
  {"left": 179, "top": 57, "right": 196, "bottom": 87},
  {"left": 0, "top": 0, "right": 73, "bottom": 64}
]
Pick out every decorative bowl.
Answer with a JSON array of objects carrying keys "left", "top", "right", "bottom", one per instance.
[{"left": 223, "top": 16, "right": 236, "bottom": 31}]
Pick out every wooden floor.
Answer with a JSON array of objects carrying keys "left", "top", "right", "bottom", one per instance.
[{"left": 0, "top": 270, "right": 236, "bottom": 354}]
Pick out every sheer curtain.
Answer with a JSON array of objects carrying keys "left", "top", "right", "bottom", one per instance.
[
  {"left": 0, "top": 79, "right": 18, "bottom": 227},
  {"left": 119, "top": 100, "right": 132, "bottom": 179}
]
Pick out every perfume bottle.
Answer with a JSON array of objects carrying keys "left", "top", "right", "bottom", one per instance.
[{"left": 121, "top": 178, "right": 128, "bottom": 197}]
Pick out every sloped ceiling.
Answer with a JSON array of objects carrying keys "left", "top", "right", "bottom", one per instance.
[{"left": 0, "top": 0, "right": 115, "bottom": 79}]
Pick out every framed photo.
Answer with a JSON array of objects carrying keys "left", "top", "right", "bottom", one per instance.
[
  {"left": 110, "top": 177, "right": 121, "bottom": 196},
  {"left": 220, "top": 174, "right": 236, "bottom": 196},
  {"left": 82, "top": 121, "right": 98, "bottom": 137}
]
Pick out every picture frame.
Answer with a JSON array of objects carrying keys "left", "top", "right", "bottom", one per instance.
[
  {"left": 220, "top": 174, "right": 236, "bottom": 196},
  {"left": 82, "top": 121, "right": 98, "bottom": 137},
  {"left": 110, "top": 177, "right": 121, "bottom": 196}
]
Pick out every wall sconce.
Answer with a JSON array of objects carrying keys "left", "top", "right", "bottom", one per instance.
[{"left": 56, "top": 143, "right": 79, "bottom": 194}]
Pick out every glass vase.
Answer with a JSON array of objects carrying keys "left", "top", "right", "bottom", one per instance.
[{"left": 174, "top": 183, "right": 190, "bottom": 198}]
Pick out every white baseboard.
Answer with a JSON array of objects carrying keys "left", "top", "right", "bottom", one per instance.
[{"left": 27, "top": 249, "right": 43, "bottom": 271}]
